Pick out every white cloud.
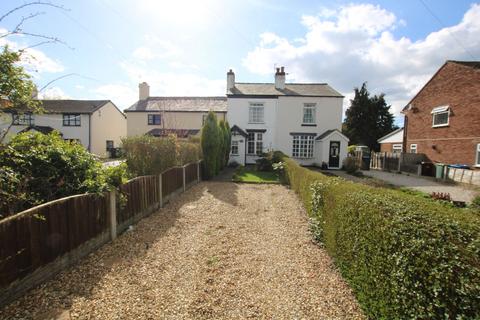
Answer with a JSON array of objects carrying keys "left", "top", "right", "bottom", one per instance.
[
  {"left": 93, "top": 84, "right": 138, "bottom": 110},
  {"left": 0, "top": 29, "right": 64, "bottom": 74},
  {"left": 242, "top": 3, "right": 480, "bottom": 117},
  {"left": 38, "top": 86, "right": 70, "bottom": 99}
]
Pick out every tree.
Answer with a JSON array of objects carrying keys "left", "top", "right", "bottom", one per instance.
[
  {"left": 201, "top": 111, "right": 221, "bottom": 179},
  {"left": 223, "top": 120, "right": 231, "bottom": 166},
  {"left": 217, "top": 120, "right": 226, "bottom": 171},
  {"left": 343, "top": 82, "right": 397, "bottom": 151}
]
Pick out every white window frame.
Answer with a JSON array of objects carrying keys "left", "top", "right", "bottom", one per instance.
[
  {"left": 410, "top": 144, "right": 417, "bottom": 154},
  {"left": 302, "top": 103, "right": 316, "bottom": 124},
  {"left": 292, "top": 135, "right": 314, "bottom": 159},
  {"left": 248, "top": 103, "right": 264, "bottom": 124},
  {"left": 392, "top": 144, "right": 403, "bottom": 153},
  {"left": 247, "top": 132, "right": 263, "bottom": 155},
  {"left": 231, "top": 140, "right": 239, "bottom": 155},
  {"left": 476, "top": 143, "right": 480, "bottom": 167},
  {"left": 12, "top": 113, "right": 35, "bottom": 126},
  {"left": 431, "top": 106, "right": 449, "bottom": 127}
]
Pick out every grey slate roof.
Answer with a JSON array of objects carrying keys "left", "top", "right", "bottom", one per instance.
[
  {"left": 125, "top": 97, "right": 227, "bottom": 112},
  {"left": 37, "top": 100, "right": 110, "bottom": 114},
  {"left": 228, "top": 83, "right": 343, "bottom": 98}
]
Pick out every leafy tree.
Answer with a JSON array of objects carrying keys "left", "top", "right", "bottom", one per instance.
[
  {"left": 218, "top": 120, "right": 226, "bottom": 171},
  {"left": 223, "top": 120, "right": 231, "bottom": 166},
  {"left": 201, "top": 111, "right": 221, "bottom": 179},
  {"left": 0, "top": 131, "right": 129, "bottom": 218},
  {"left": 343, "top": 82, "right": 396, "bottom": 151}
]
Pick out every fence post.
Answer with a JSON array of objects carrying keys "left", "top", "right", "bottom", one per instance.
[
  {"left": 109, "top": 190, "right": 117, "bottom": 240},
  {"left": 158, "top": 173, "right": 163, "bottom": 208},
  {"left": 183, "top": 165, "right": 186, "bottom": 192},
  {"left": 197, "top": 160, "right": 201, "bottom": 182},
  {"left": 397, "top": 153, "right": 402, "bottom": 172}
]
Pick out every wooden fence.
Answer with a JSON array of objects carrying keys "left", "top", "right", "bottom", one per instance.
[
  {"left": 0, "top": 160, "right": 202, "bottom": 306},
  {"left": 370, "top": 152, "right": 427, "bottom": 174}
]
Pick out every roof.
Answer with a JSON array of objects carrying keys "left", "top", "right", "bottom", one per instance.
[
  {"left": 315, "top": 129, "right": 349, "bottom": 141},
  {"left": 402, "top": 60, "right": 480, "bottom": 112},
  {"left": 377, "top": 127, "right": 404, "bottom": 143},
  {"left": 146, "top": 128, "right": 200, "bottom": 138},
  {"left": 125, "top": 97, "right": 227, "bottom": 112},
  {"left": 228, "top": 83, "right": 344, "bottom": 98},
  {"left": 19, "top": 125, "right": 58, "bottom": 135},
  {"left": 36, "top": 100, "right": 110, "bottom": 114},
  {"left": 230, "top": 125, "right": 247, "bottom": 137}
]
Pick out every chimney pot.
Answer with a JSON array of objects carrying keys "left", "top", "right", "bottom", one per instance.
[
  {"left": 275, "top": 67, "right": 285, "bottom": 90},
  {"left": 227, "top": 69, "right": 235, "bottom": 92}
]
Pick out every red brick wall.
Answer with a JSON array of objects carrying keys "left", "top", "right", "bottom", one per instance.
[
  {"left": 380, "top": 143, "right": 402, "bottom": 153},
  {"left": 404, "top": 62, "right": 480, "bottom": 166}
]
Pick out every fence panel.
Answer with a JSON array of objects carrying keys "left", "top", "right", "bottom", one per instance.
[
  {"left": 185, "top": 162, "right": 198, "bottom": 185},
  {"left": 118, "top": 176, "right": 159, "bottom": 226},
  {"left": 0, "top": 193, "right": 109, "bottom": 290},
  {"left": 162, "top": 167, "right": 184, "bottom": 198}
]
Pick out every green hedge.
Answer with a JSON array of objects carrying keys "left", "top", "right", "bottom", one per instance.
[{"left": 283, "top": 158, "right": 480, "bottom": 319}]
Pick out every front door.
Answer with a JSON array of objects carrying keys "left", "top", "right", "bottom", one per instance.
[{"left": 329, "top": 141, "right": 340, "bottom": 168}]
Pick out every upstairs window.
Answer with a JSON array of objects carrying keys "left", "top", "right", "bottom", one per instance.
[
  {"left": 249, "top": 103, "right": 264, "bottom": 123},
  {"left": 292, "top": 135, "right": 314, "bottom": 158},
  {"left": 12, "top": 113, "right": 34, "bottom": 126},
  {"left": 431, "top": 106, "right": 449, "bottom": 127},
  {"left": 303, "top": 104, "right": 316, "bottom": 124},
  {"left": 148, "top": 114, "right": 161, "bottom": 125},
  {"left": 63, "top": 114, "right": 81, "bottom": 126}
]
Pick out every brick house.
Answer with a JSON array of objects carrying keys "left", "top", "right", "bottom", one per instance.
[
  {"left": 377, "top": 127, "right": 403, "bottom": 153},
  {"left": 402, "top": 60, "right": 480, "bottom": 168}
]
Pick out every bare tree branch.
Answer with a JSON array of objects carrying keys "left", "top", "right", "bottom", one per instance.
[
  {"left": 38, "top": 73, "right": 77, "bottom": 93},
  {"left": 12, "top": 12, "right": 46, "bottom": 33},
  {"left": 0, "top": 1, "right": 67, "bottom": 23}
]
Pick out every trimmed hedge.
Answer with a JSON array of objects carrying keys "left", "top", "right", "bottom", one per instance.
[{"left": 284, "top": 157, "right": 480, "bottom": 319}]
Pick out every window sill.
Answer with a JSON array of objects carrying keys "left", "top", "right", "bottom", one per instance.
[
  {"left": 432, "top": 124, "right": 449, "bottom": 128},
  {"left": 248, "top": 122, "right": 265, "bottom": 125},
  {"left": 292, "top": 157, "right": 314, "bottom": 159},
  {"left": 301, "top": 123, "right": 317, "bottom": 127}
]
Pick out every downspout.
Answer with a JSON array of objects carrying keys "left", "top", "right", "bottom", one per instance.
[{"left": 88, "top": 113, "right": 91, "bottom": 152}]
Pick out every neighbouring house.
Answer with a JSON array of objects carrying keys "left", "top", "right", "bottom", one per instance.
[
  {"left": 377, "top": 128, "right": 404, "bottom": 153},
  {"left": 125, "top": 82, "right": 227, "bottom": 138},
  {"left": 227, "top": 67, "right": 348, "bottom": 168},
  {"left": 402, "top": 60, "right": 480, "bottom": 167},
  {"left": 0, "top": 100, "right": 126, "bottom": 158}
]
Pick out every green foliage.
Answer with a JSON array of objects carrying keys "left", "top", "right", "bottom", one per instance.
[
  {"left": 255, "top": 151, "right": 284, "bottom": 171},
  {"left": 201, "top": 111, "right": 222, "bottom": 179},
  {"left": 470, "top": 195, "right": 480, "bottom": 211},
  {"left": 347, "top": 144, "right": 357, "bottom": 155},
  {"left": 224, "top": 120, "right": 231, "bottom": 166},
  {"left": 232, "top": 166, "right": 280, "bottom": 184},
  {"left": 343, "top": 157, "right": 360, "bottom": 174},
  {"left": 122, "top": 135, "right": 201, "bottom": 175},
  {"left": 284, "top": 157, "right": 480, "bottom": 319},
  {"left": 0, "top": 132, "right": 129, "bottom": 218},
  {"left": 343, "top": 83, "right": 396, "bottom": 151},
  {"left": 218, "top": 120, "right": 226, "bottom": 171}
]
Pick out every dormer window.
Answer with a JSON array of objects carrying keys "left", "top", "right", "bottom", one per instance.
[
  {"left": 303, "top": 103, "right": 316, "bottom": 124},
  {"left": 431, "top": 106, "right": 449, "bottom": 127}
]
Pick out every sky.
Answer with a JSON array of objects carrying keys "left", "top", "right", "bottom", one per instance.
[{"left": 1, "top": 0, "right": 479, "bottom": 125}]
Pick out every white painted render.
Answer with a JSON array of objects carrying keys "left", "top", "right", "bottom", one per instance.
[
  {"left": 0, "top": 113, "right": 90, "bottom": 148},
  {"left": 227, "top": 95, "right": 346, "bottom": 167},
  {"left": 229, "top": 134, "right": 246, "bottom": 165}
]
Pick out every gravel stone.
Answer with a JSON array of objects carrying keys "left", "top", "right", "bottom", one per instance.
[{"left": 0, "top": 182, "right": 364, "bottom": 319}]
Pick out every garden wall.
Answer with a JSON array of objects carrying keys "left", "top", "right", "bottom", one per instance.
[
  {"left": 0, "top": 161, "right": 202, "bottom": 306},
  {"left": 284, "top": 157, "right": 480, "bottom": 319}
]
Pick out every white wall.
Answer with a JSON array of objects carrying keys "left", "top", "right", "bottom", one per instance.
[
  {"left": 379, "top": 128, "right": 404, "bottom": 144},
  {"left": 229, "top": 134, "right": 246, "bottom": 165},
  {"left": 317, "top": 131, "right": 349, "bottom": 169},
  {"left": 91, "top": 102, "right": 126, "bottom": 157},
  {"left": 0, "top": 113, "right": 90, "bottom": 149},
  {"left": 227, "top": 97, "right": 277, "bottom": 164}
]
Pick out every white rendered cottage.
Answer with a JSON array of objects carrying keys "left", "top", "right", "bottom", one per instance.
[{"left": 226, "top": 67, "right": 348, "bottom": 168}]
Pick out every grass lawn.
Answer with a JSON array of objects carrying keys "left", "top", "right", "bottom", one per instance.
[{"left": 233, "top": 166, "right": 280, "bottom": 184}]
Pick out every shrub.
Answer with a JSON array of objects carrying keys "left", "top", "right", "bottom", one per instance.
[
  {"left": 347, "top": 144, "right": 357, "bottom": 155},
  {"left": 122, "top": 134, "right": 177, "bottom": 175},
  {"left": 177, "top": 140, "right": 201, "bottom": 166},
  {"left": 255, "top": 151, "right": 284, "bottom": 171},
  {"left": 0, "top": 132, "right": 129, "bottom": 217},
  {"left": 201, "top": 111, "right": 224, "bottom": 179},
  {"left": 223, "top": 120, "right": 231, "bottom": 166},
  {"left": 470, "top": 195, "right": 480, "bottom": 211},
  {"left": 284, "top": 157, "right": 480, "bottom": 319},
  {"left": 343, "top": 156, "right": 360, "bottom": 174}
]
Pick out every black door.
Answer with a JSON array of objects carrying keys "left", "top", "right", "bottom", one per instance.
[{"left": 329, "top": 141, "right": 340, "bottom": 168}]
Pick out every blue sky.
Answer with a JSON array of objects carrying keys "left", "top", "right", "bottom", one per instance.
[{"left": 1, "top": 0, "right": 479, "bottom": 124}]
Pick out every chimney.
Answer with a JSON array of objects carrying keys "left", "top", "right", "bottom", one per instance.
[
  {"left": 139, "top": 82, "right": 150, "bottom": 100},
  {"left": 275, "top": 66, "right": 285, "bottom": 90},
  {"left": 227, "top": 69, "right": 235, "bottom": 91}
]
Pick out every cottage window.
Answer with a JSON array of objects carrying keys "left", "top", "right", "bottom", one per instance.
[
  {"left": 12, "top": 113, "right": 34, "bottom": 126},
  {"left": 247, "top": 132, "right": 263, "bottom": 155},
  {"left": 476, "top": 144, "right": 480, "bottom": 166},
  {"left": 249, "top": 103, "right": 264, "bottom": 123},
  {"left": 303, "top": 104, "right": 316, "bottom": 124},
  {"left": 106, "top": 140, "right": 114, "bottom": 151},
  {"left": 410, "top": 144, "right": 417, "bottom": 154},
  {"left": 148, "top": 114, "right": 161, "bottom": 125},
  {"left": 431, "top": 106, "right": 449, "bottom": 127},
  {"left": 63, "top": 114, "right": 81, "bottom": 126},
  {"left": 292, "top": 135, "right": 314, "bottom": 159},
  {"left": 231, "top": 140, "right": 239, "bottom": 155}
]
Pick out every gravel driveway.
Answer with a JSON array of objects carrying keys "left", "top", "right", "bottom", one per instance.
[{"left": 0, "top": 182, "right": 364, "bottom": 319}]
